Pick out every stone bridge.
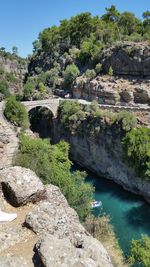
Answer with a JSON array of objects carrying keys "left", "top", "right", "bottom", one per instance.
[
  {"left": 21, "top": 98, "right": 60, "bottom": 117},
  {"left": 21, "top": 98, "right": 150, "bottom": 116}
]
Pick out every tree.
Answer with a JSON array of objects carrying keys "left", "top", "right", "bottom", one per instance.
[
  {"left": 143, "top": 10, "right": 150, "bottom": 19},
  {"left": 64, "top": 64, "right": 80, "bottom": 88},
  {"left": 85, "top": 69, "right": 96, "bottom": 80},
  {"left": 122, "top": 127, "right": 150, "bottom": 179},
  {"left": 129, "top": 235, "right": 150, "bottom": 267},
  {"left": 119, "top": 12, "right": 141, "bottom": 35},
  {"left": 23, "top": 82, "right": 35, "bottom": 100},
  {"left": 108, "top": 66, "right": 113, "bottom": 76},
  {"left": 102, "top": 5, "right": 120, "bottom": 22},
  {"left": 12, "top": 46, "right": 18, "bottom": 56},
  {"left": 4, "top": 96, "right": 29, "bottom": 129}
]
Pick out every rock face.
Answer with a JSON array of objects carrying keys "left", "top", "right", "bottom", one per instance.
[
  {"left": 0, "top": 167, "right": 113, "bottom": 267},
  {"left": 0, "top": 167, "right": 45, "bottom": 207},
  {"left": 0, "top": 54, "right": 27, "bottom": 94},
  {"left": 72, "top": 75, "right": 150, "bottom": 105},
  {"left": 72, "top": 42, "right": 150, "bottom": 106},
  {"left": 101, "top": 42, "right": 150, "bottom": 77},
  {"left": 0, "top": 101, "right": 19, "bottom": 169},
  {"left": 57, "top": 122, "right": 150, "bottom": 204},
  {"left": 25, "top": 184, "right": 113, "bottom": 267}
]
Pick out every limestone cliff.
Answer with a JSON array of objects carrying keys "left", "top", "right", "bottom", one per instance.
[
  {"left": 101, "top": 42, "right": 150, "bottom": 77},
  {"left": 0, "top": 167, "right": 113, "bottom": 267},
  {"left": 0, "top": 52, "right": 27, "bottom": 95},
  {"left": 72, "top": 42, "right": 150, "bottom": 105},
  {"left": 73, "top": 75, "right": 150, "bottom": 105},
  {"left": 56, "top": 118, "right": 150, "bottom": 204}
]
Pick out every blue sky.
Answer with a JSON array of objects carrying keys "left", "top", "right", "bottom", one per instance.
[{"left": 0, "top": 0, "right": 149, "bottom": 57}]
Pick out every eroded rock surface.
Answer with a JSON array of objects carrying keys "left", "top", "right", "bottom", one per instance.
[
  {"left": 25, "top": 184, "right": 113, "bottom": 267},
  {"left": 0, "top": 168, "right": 113, "bottom": 267},
  {"left": 0, "top": 167, "right": 45, "bottom": 206},
  {"left": 73, "top": 75, "right": 150, "bottom": 105}
]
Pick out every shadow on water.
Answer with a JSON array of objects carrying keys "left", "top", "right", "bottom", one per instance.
[
  {"left": 88, "top": 173, "right": 143, "bottom": 204},
  {"left": 125, "top": 203, "right": 150, "bottom": 233}
]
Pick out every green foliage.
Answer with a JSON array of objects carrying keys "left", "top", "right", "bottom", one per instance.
[
  {"left": 4, "top": 96, "right": 29, "bottom": 129},
  {"left": 15, "top": 134, "right": 94, "bottom": 220},
  {"left": 38, "top": 82, "right": 47, "bottom": 98},
  {"left": 95, "top": 63, "right": 102, "bottom": 74},
  {"left": 108, "top": 66, "right": 113, "bottom": 76},
  {"left": 129, "top": 235, "right": 150, "bottom": 267},
  {"left": 5, "top": 72, "right": 18, "bottom": 83},
  {"left": 122, "top": 127, "right": 150, "bottom": 179},
  {"left": 0, "top": 80, "right": 10, "bottom": 98},
  {"left": 12, "top": 46, "right": 18, "bottom": 56},
  {"left": 84, "top": 69, "right": 96, "bottom": 80},
  {"left": 23, "top": 81, "right": 35, "bottom": 100},
  {"left": 45, "top": 67, "right": 60, "bottom": 88},
  {"left": 115, "top": 111, "right": 137, "bottom": 132},
  {"left": 64, "top": 64, "right": 80, "bottom": 88},
  {"left": 59, "top": 100, "right": 137, "bottom": 138},
  {"left": 59, "top": 100, "right": 82, "bottom": 129}
]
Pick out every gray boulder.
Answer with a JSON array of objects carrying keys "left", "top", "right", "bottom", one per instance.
[
  {"left": 0, "top": 167, "right": 45, "bottom": 207},
  {"left": 0, "top": 256, "right": 27, "bottom": 267},
  {"left": 25, "top": 184, "right": 113, "bottom": 267},
  {"left": 36, "top": 235, "right": 99, "bottom": 267}
]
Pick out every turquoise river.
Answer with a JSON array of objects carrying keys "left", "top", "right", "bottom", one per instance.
[{"left": 73, "top": 165, "right": 150, "bottom": 256}]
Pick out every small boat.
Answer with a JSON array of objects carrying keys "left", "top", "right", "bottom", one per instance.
[{"left": 91, "top": 200, "right": 102, "bottom": 208}]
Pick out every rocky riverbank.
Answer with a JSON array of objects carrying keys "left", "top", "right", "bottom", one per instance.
[{"left": 0, "top": 166, "right": 113, "bottom": 267}]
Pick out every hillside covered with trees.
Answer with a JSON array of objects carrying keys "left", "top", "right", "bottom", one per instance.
[{"left": 23, "top": 6, "right": 150, "bottom": 100}]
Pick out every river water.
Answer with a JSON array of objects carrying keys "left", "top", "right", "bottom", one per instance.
[{"left": 73, "top": 165, "right": 150, "bottom": 256}]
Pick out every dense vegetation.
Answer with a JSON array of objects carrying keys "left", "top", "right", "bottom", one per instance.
[
  {"left": 122, "top": 127, "right": 150, "bottom": 180},
  {"left": 58, "top": 100, "right": 137, "bottom": 137},
  {"left": 129, "top": 235, "right": 150, "bottom": 267},
  {"left": 15, "top": 134, "right": 94, "bottom": 220},
  {"left": 4, "top": 97, "right": 29, "bottom": 129},
  {"left": 22, "top": 6, "right": 150, "bottom": 99}
]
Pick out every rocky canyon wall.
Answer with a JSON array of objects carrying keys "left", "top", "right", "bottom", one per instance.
[{"left": 56, "top": 121, "right": 150, "bottom": 204}]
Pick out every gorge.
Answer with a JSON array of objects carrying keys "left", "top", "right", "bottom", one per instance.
[{"left": 0, "top": 5, "right": 150, "bottom": 266}]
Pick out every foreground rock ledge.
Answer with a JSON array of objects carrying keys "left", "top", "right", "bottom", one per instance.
[
  {"left": 0, "top": 166, "right": 45, "bottom": 207},
  {"left": 25, "top": 184, "right": 113, "bottom": 266},
  {"left": 0, "top": 167, "right": 113, "bottom": 267}
]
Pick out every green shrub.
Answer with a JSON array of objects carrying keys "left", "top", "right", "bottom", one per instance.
[
  {"left": 129, "top": 235, "right": 150, "bottom": 267},
  {"left": 23, "top": 82, "right": 35, "bottom": 100},
  {"left": 15, "top": 134, "right": 94, "bottom": 220},
  {"left": 4, "top": 97, "right": 29, "bottom": 129},
  {"left": 122, "top": 127, "right": 150, "bottom": 179},
  {"left": 0, "top": 80, "right": 10, "bottom": 98},
  {"left": 115, "top": 111, "right": 137, "bottom": 132},
  {"left": 85, "top": 69, "right": 96, "bottom": 80},
  {"left": 64, "top": 64, "right": 80, "bottom": 88},
  {"left": 95, "top": 63, "right": 102, "bottom": 74},
  {"left": 108, "top": 66, "right": 113, "bottom": 76}
]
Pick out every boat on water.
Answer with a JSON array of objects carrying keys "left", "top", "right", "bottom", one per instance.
[{"left": 91, "top": 200, "right": 102, "bottom": 208}]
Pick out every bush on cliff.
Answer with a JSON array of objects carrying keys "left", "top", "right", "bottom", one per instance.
[
  {"left": 129, "top": 235, "right": 150, "bottom": 267},
  {"left": 122, "top": 127, "right": 150, "bottom": 180},
  {"left": 4, "top": 96, "right": 29, "bottom": 129},
  {"left": 64, "top": 64, "right": 80, "bottom": 88},
  {"left": 59, "top": 100, "right": 137, "bottom": 137},
  {"left": 15, "top": 134, "right": 94, "bottom": 220},
  {"left": 0, "top": 80, "right": 10, "bottom": 98}
]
